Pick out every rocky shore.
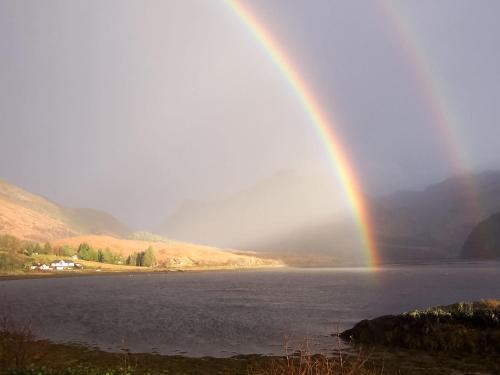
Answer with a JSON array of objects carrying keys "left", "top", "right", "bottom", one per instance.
[{"left": 341, "top": 300, "right": 500, "bottom": 353}]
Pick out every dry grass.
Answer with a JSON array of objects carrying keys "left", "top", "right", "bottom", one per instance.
[
  {"left": 250, "top": 337, "right": 379, "bottom": 375},
  {"left": 480, "top": 299, "right": 500, "bottom": 310},
  {"left": 0, "top": 314, "right": 50, "bottom": 370},
  {"left": 53, "top": 235, "right": 281, "bottom": 269},
  {"left": 0, "top": 197, "right": 77, "bottom": 243}
]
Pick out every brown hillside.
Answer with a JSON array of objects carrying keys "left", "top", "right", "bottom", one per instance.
[
  {"left": 0, "top": 197, "right": 77, "bottom": 242},
  {"left": 0, "top": 179, "right": 131, "bottom": 242},
  {"left": 53, "top": 235, "right": 280, "bottom": 267}
]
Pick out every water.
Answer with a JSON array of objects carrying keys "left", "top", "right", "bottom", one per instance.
[{"left": 1, "top": 263, "right": 499, "bottom": 357}]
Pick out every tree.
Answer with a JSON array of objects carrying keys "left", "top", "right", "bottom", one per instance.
[
  {"left": 41, "top": 242, "right": 52, "bottom": 255},
  {"left": 143, "top": 246, "right": 156, "bottom": 267},
  {"left": 136, "top": 251, "right": 145, "bottom": 267},
  {"left": 126, "top": 253, "right": 137, "bottom": 266},
  {"left": 0, "top": 235, "right": 22, "bottom": 254},
  {"left": 77, "top": 242, "right": 90, "bottom": 259},
  {"left": 102, "top": 248, "right": 115, "bottom": 263},
  {"left": 60, "top": 245, "right": 75, "bottom": 257},
  {"left": 22, "top": 242, "right": 37, "bottom": 256},
  {"left": 77, "top": 242, "right": 98, "bottom": 261},
  {"left": 33, "top": 243, "right": 42, "bottom": 254},
  {"left": 97, "top": 249, "right": 104, "bottom": 263}
]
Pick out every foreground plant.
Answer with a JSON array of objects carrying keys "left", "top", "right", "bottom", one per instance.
[{"left": 250, "top": 336, "right": 378, "bottom": 375}]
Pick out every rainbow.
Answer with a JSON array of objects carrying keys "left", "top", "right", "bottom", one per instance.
[
  {"left": 225, "top": 0, "right": 379, "bottom": 266},
  {"left": 378, "top": 1, "right": 479, "bottom": 207}
]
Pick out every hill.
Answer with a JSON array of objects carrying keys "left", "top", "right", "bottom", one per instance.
[
  {"left": 0, "top": 179, "right": 131, "bottom": 242},
  {"left": 462, "top": 213, "right": 500, "bottom": 259},
  {"left": 157, "top": 170, "right": 500, "bottom": 265},
  {"left": 158, "top": 170, "right": 348, "bottom": 251},
  {"left": 53, "top": 235, "right": 281, "bottom": 268},
  {"left": 370, "top": 170, "right": 500, "bottom": 261}
]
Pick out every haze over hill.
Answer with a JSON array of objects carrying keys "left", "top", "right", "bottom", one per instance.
[
  {"left": 158, "top": 169, "right": 352, "bottom": 252},
  {"left": 371, "top": 170, "right": 500, "bottom": 260},
  {"left": 3, "top": 169, "right": 500, "bottom": 266},
  {"left": 158, "top": 170, "right": 500, "bottom": 265}
]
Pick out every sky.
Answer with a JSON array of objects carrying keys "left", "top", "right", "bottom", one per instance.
[{"left": 1, "top": 0, "right": 499, "bottom": 229}]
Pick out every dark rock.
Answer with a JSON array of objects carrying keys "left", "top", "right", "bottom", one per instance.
[{"left": 340, "top": 300, "right": 500, "bottom": 353}]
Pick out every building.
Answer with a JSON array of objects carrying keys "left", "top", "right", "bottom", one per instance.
[
  {"left": 29, "top": 263, "right": 51, "bottom": 271},
  {"left": 50, "top": 259, "right": 75, "bottom": 271}
]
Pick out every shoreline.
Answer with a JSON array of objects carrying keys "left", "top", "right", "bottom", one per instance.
[
  {"left": 1, "top": 299, "right": 498, "bottom": 374},
  {"left": 0, "top": 329, "right": 497, "bottom": 375},
  {"left": 2, "top": 259, "right": 498, "bottom": 282},
  {"left": 0, "top": 263, "right": 285, "bottom": 281}
]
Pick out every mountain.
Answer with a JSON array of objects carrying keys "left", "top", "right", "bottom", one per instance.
[
  {"left": 0, "top": 179, "right": 131, "bottom": 242},
  {"left": 157, "top": 170, "right": 500, "bottom": 265},
  {"left": 462, "top": 213, "right": 500, "bottom": 259},
  {"left": 157, "top": 170, "right": 349, "bottom": 252},
  {"left": 269, "top": 170, "right": 500, "bottom": 263},
  {"left": 370, "top": 170, "right": 500, "bottom": 261}
]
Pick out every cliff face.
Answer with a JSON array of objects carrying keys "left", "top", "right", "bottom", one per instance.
[{"left": 462, "top": 213, "right": 500, "bottom": 259}]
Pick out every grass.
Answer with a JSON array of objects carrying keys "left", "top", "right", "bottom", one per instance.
[
  {"left": 0, "top": 316, "right": 378, "bottom": 375},
  {"left": 2, "top": 319, "right": 499, "bottom": 375}
]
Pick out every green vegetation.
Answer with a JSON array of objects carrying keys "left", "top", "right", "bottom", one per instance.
[
  {"left": 77, "top": 242, "right": 97, "bottom": 261},
  {"left": 0, "top": 235, "right": 29, "bottom": 272},
  {"left": 125, "top": 246, "right": 156, "bottom": 267},
  {"left": 55, "top": 245, "right": 75, "bottom": 257},
  {"left": 1, "top": 324, "right": 498, "bottom": 375},
  {"left": 0, "top": 252, "right": 24, "bottom": 273},
  {"left": 0, "top": 235, "right": 159, "bottom": 273},
  {"left": 76, "top": 243, "right": 122, "bottom": 264}
]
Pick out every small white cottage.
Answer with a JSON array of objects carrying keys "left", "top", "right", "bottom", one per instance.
[{"left": 50, "top": 259, "right": 75, "bottom": 270}]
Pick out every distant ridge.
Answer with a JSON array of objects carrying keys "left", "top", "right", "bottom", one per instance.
[
  {"left": 157, "top": 170, "right": 345, "bottom": 250},
  {"left": 156, "top": 170, "right": 500, "bottom": 265},
  {"left": 370, "top": 170, "right": 500, "bottom": 260},
  {"left": 0, "top": 179, "right": 131, "bottom": 242},
  {"left": 462, "top": 213, "right": 500, "bottom": 259}
]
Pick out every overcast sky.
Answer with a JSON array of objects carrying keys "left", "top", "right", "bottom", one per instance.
[{"left": 1, "top": 0, "right": 499, "bottom": 229}]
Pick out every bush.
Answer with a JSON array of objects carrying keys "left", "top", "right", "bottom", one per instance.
[
  {"left": 77, "top": 243, "right": 98, "bottom": 262},
  {"left": 0, "top": 253, "right": 24, "bottom": 272}
]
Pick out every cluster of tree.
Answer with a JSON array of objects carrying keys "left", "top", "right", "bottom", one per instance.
[
  {"left": 0, "top": 235, "right": 78, "bottom": 271},
  {"left": 0, "top": 234, "right": 53, "bottom": 256},
  {"left": 0, "top": 234, "right": 159, "bottom": 272},
  {"left": 125, "top": 246, "right": 156, "bottom": 267},
  {"left": 0, "top": 234, "right": 39, "bottom": 271},
  {"left": 77, "top": 243, "right": 122, "bottom": 264}
]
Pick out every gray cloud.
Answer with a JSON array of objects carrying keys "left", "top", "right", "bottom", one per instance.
[{"left": 1, "top": 0, "right": 499, "bottom": 230}]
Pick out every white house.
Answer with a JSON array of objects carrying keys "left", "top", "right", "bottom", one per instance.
[
  {"left": 30, "top": 263, "right": 52, "bottom": 271},
  {"left": 50, "top": 259, "right": 75, "bottom": 271}
]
